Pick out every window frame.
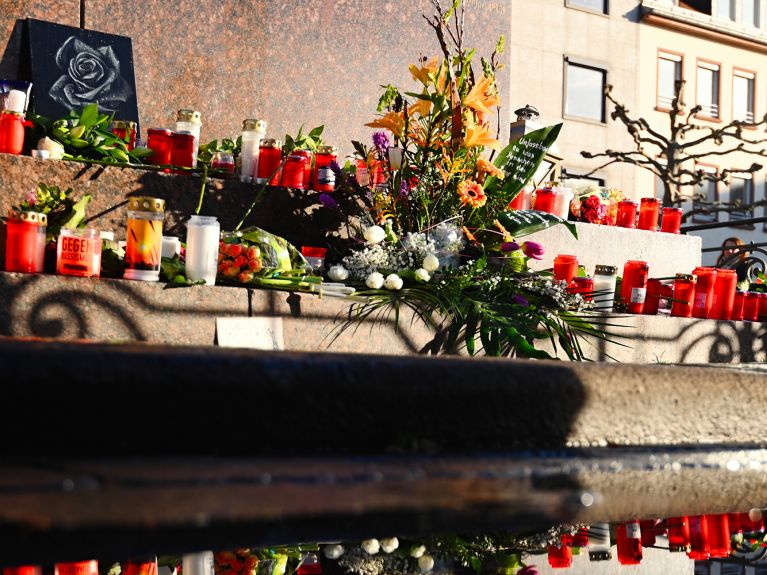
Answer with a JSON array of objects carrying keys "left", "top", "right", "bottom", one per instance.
[
  {"left": 564, "top": 0, "right": 609, "bottom": 15},
  {"left": 656, "top": 49, "right": 684, "bottom": 112},
  {"left": 563, "top": 55, "right": 609, "bottom": 124},
  {"left": 741, "top": 0, "right": 760, "bottom": 27},
  {"left": 716, "top": 0, "right": 735, "bottom": 20},
  {"left": 728, "top": 171, "right": 756, "bottom": 228},
  {"left": 696, "top": 58, "right": 722, "bottom": 121},
  {"left": 692, "top": 163, "right": 720, "bottom": 224},
  {"left": 732, "top": 67, "right": 757, "bottom": 124}
]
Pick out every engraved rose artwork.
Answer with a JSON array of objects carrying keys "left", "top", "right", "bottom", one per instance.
[{"left": 49, "top": 36, "right": 133, "bottom": 112}]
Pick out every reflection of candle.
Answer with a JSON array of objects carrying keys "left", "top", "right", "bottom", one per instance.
[
  {"left": 706, "top": 514, "right": 731, "bottom": 558},
  {"left": 667, "top": 516, "right": 691, "bottom": 552},
  {"left": 54, "top": 562, "right": 98, "bottom": 575},
  {"left": 57, "top": 228, "right": 102, "bottom": 278},
  {"left": 687, "top": 515, "right": 710, "bottom": 561},
  {"left": 124, "top": 197, "right": 165, "bottom": 282},
  {"left": 616, "top": 521, "right": 643, "bottom": 565},
  {"left": 5, "top": 209, "right": 46, "bottom": 273}
]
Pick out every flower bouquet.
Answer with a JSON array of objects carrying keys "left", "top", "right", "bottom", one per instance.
[{"left": 571, "top": 186, "right": 625, "bottom": 225}]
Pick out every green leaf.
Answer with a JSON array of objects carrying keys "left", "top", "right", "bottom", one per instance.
[
  {"left": 496, "top": 209, "right": 578, "bottom": 239},
  {"left": 308, "top": 125, "right": 324, "bottom": 139},
  {"left": 79, "top": 103, "right": 99, "bottom": 128},
  {"left": 60, "top": 194, "right": 91, "bottom": 230}
]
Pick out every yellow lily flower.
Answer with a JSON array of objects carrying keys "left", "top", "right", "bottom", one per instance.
[
  {"left": 409, "top": 57, "right": 439, "bottom": 85},
  {"left": 435, "top": 65, "right": 449, "bottom": 94},
  {"left": 408, "top": 97, "right": 432, "bottom": 118},
  {"left": 464, "top": 118, "right": 501, "bottom": 150},
  {"left": 365, "top": 112, "right": 404, "bottom": 139},
  {"left": 463, "top": 74, "right": 500, "bottom": 115}
]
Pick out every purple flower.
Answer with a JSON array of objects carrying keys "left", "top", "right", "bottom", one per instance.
[
  {"left": 399, "top": 180, "right": 410, "bottom": 199},
  {"left": 517, "top": 565, "right": 538, "bottom": 575},
  {"left": 501, "top": 241, "right": 520, "bottom": 253},
  {"left": 372, "top": 131, "right": 390, "bottom": 155},
  {"left": 521, "top": 241, "right": 544, "bottom": 260},
  {"left": 511, "top": 294, "right": 529, "bottom": 307},
  {"left": 319, "top": 193, "right": 338, "bottom": 209},
  {"left": 329, "top": 160, "right": 343, "bottom": 178}
]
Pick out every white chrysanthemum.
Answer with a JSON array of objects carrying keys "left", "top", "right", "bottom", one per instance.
[
  {"left": 324, "top": 544, "right": 345, "bottom": 559},
  {"left": 418, "top": 555, "right": 434, "bottom": 572},
  {"left": 384, "top": 273, "right": 403, "bottom": 290},
  {"left": 380, "top": 537, "right": 399, "bottom": 554},
  {"left": 363, "top": 225, "right": 386, "bottom": 244},
  {"left": 410, "top": 545, "right": 426, "bottom": 558},
  {"left": 422, "top": 254, "right": 439, "bottom": 272},
  {"left": 366, "top": 272, "right": 384, "bottom": 289},
  {"left": 327, "top": 264, "right": 349, "bottom": 281},
  {"left": 415, "top": 268, "right": 431, "bottom": 282},
  {"left": 361, "top": 538, "right": 380, "bottom": 555}
]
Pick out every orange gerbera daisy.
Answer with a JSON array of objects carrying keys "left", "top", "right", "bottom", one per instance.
[
  {"left": 457, "top": 179, "right": 487, "bottom": 208},
  {"left": 476, "top": 157, "right": 505, "bottom": 180}
]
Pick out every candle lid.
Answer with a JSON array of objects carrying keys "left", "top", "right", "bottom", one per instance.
[
  {"left": 148, "top": 127, "right": 172, "bottom": 136},
  {"left": 317, "top": 145, "right": 337, "bottom": 154},
  {"left": 128, "top": 196, "right": 165, "bottom": 213},
  {"left": 7, "top": 209, "right": 47, "bottom": 226},
  {"left": 242, "top": 119, "right": 267, "bottom": 132},
  {"left": 675, "top": 273, "right": 696, "bottom": 282},
  {"left": 663, "top": 206, "right": 683, "bottom": 213},
  {"left": 111, "top": 120, "right": 136, "bottom": 130},
  {"left": 5, "top": 89, "right": 26, "bottom": 113},
  {"left": 594, "top": 265, "right": 617, "bottom": 275},
  {"left": 176, "top": 109, "right": 201, "bottom": 124},
  {"left": 640, "top": 197, "right": 660, "bottom": 204},
  {"left": 261, "top": 138, "right": 282, "bottom": 148},
  {"left": 618, "top": 199, "right": 638, "bottom": 205},
  {"left": 187, "top": 215, "right": 219, "bottom": 225}
]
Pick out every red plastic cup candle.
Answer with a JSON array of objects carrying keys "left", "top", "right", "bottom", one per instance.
[
  {"left": 640, "top": 520, "right": 657, "bottom": 548},
  {"left": 643, "top": 278, "right": 663, "bottom": 315},
  {"left": 572, "top": 527, "right": 589, "bottom": 548},
  {"left": 709, "top": 268, "right": 737, "bottom": 320},
  {"left": 731, "top": 291, "right": 746, "bottom": 321},
  {"left": 553, "top": 254, "right": 579, "bottom": 284},
  {"left": 660, "top": 207, "right": 683, "bottom": 234},
  {"left": 688, "top": 515, "right": 710, "bottom": 561},
  {"left": 0, "top": 111, "right": 30, "bottom": 155},
  {"left": 293, "top": 149, "right": 313, "bottom": 188},
  {"left": 692, "top": 267, "right": 717, "bottom": 319},
  {"left": 301, "top": 246, "right": 326, "bottom": 275},
  {"left": 744, "top": 292, "right": 761, "bottom": 322},
  {"left": 616, "top": 200, "right": 638, "bottom": 228},
  {"left": 122, "top": 562, "right": 158, "bottom": 575},
  {"left": 211, "top": 151, "right": 235, "bottom": 173},
  {"left": 281, "top": 153, "right": 308, "bottom": 189},
  {"left": 124, "top": 197, "right": 165, "bottom": 282},
  {"left": 671, "top": 274, "right": 697, "bottom": 318},
  {"left": 5, "top": 209, "right": 47, "bottom": 273},
  {"left": 616, "top": 521, "right": 643, "bottom": 565},
  {"left": 622, "top": 260, "right": 650, "bottom": 314},
  {"left": 568, "top": 276, "right": 594, "bottom": 301},
  {"left": 508, "top": 191, "right": 526, "bottom": 210},
  {"left": 257, "top": 139, "right": 283, "bottom": 185},
  {"left": 54, "top": 563, "right": 98, "bottom": 575},
  {"left": 667, "top": 516, "right": 691, "bottom": 552},
  {"left": 57, "top": 228, "right": 102, "bottom": 278},
  {"left": 147, "top": 128, "right": 172, "bottom": 166},
  {"left": 171, "top": 132, "right": 196, "bottom": 169},
  {"left": 3, "top": 568, "right": 42, "bottom": 575},
  {"left": 534, "top": 186, "right": 557, "bottom": 213},
  {"left": 637, "top": 197, "right": 661, "bottom": 231},
  {"left": 111, "top": 120, "right": 137, "bottom": 150},
  {"left": 547, "top": 535, "right": 573, "bottom": 569},
  {"left": 706, "top": 514, "right": 731, "bottom": 558},
  {"left": 313, "top": 145, "right": 338, "bottom": 192}
]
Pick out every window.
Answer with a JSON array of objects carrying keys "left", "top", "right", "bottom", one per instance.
[
  {"left": 564, "top": 59, "right": 607, "bottom": 122},
  {"left": 742, "top": 0, "right": 759, "bottom": 26},
  {"left": 733, "top": 69, "right": 755, "bottom": 123},
  {"left": 697, "top": 60, "right": 720, "bottom": 119},
  {"left": 716, "top": 0, "right": 734, "bottom": 20},
  {"left": 566, "top": 0, "right": 608, "bottom": 13},
  {"left": 693, "top": 164, "right": 718, "bottom": 223},
  {"left": 658, "top": 52, "right": 683, "bottom": 109},
  {"left": 561, "top": 168, "right": 606, "bottom": 191},
  {"left": 729, "top": 174, "right": 754, "bottom": 223}
]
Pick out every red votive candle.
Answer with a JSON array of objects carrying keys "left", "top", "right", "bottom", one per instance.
[
  {"left": 692, "top": 267, "right": 717, "bottom": 319},
  {"left": 54, "top": 562, "right": 98, "bottom": 575},
  {"left": 5, "top": 209, "right": 47, "bottom": 273},
  {"left": 617, "top": 521, "right": 643, "bottom": 565},
  {"left": 638, "top": 197, "right": 661, "bottom": 231},
  {"left": 744, "top": 292, "right": 761, "bottom": 321},
  {"left": 553, "top": 254, "right": 579, "bottom": 284},
  {"left": 534, "top": 186, "right": 557, "bottom": 213},
  {"left": 643, "top": 278, "right": 664, "bottom": 315},
  {"left": 508, "top": 190, "right": 526, "bottom": 210},
  {"left": 572, "top": 527, "right": 589, "bottom": 548},
  {"left": 147, "top": 128, "right": 172, "bottom": 166},
  {"left": 548, "top": 535, "right": 573, "bottom": 569},
  {"left": 122, "top": 562, "right": 157, "bottom": 575},
  {"left": 293, "top": 149, "right": 313, "bottom": 188},
  {"left": 313, "top": 145, "right": 338, "bottom": 192},
  {"left": 671, "top": 274, "right": 697, "bottom": 318},
  {"left": 568, "top": 276, "right": 594, "bottom": 300},
  {"left": 3, "top": 567, "right": 41, "bottom": 575},
  {"left": 0, "top": 111, "right": 27, "bottom": 155},
  {"left": 616, "top": 200, "right": 638, "bottom": 228},
  {"left": 111, "top": 120, "right": 137, "bottom": 150},
  {"left": 667, "top": 516, "right": 691, "bottom": 552},
  {"left": 710, "top": 268, "right": 737, "bottom": 320},
  {"left": 688, "top": 515, "right": 710, "bottom": 561},
  {"left": 759, "top": 293, "right": 767, "bottom": 321},
  {"left": 171, "top": 132, "right": 196, "bottom": 170},
  {"left": 661, "top": 207, "right": 683, "bottom": 234},
  {"left": 640, "top": 520, "right": 657, "bottom": 547},
  {"left": 257, "top": 139, "right": 283, "bottom": 185},
  {"left": 281, "top": 153, "right": 308, "bottom": 189},
  {"left": 706, "top": 514, "right": 731, "bottom": 559},
  {"left": 57, "top": 228, "right": 102, "bottom": 278},
  {"left": 622, "top": 260, "right": 650, "bottom": 314},
  {"left": 211, "top": 151, "right": 235, "bottom": 173},
  {"left": 731, "top": 291, "right": 746, "bottom": 321}
]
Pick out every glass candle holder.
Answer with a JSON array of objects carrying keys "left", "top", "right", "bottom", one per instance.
[
  {"left": 5, "top": 209, "right": 46, "bottom": 273},
  {"left": 54, "top": 562, "right": 98, "bottom": 575},
  {"left": 547, "top": 535, "right": 573, "bottom": 569},
  {"left": 616, "top": 521, "right": 643, "bottom": 565},
  {"left": 0, "top": 111, "right": 29, "bottom": 155},
  {"left": 211, "top": 151, "right": 235, "bottom": 173},
  {"left": 174, "top": 109, "right": 201, "bottom": 167},
  {"left": 706, "top": 514, "right": 731, "bottom": 559},
  {"left": 56, "top": 228, "right": 102, "bottom": 277},
  {"left": 147, "top": 128, "right": 172, "bottom": 166},
  {"left": 710, "top": 268, "right": 737, "bottom": 320},
  {"left": 592, "top": 265, "right": 618, "bottom": 312},
  {"left": 660, "top": 207, "right": 683, "bottom": 234},
  {"left": 181, "top": 552, "right": 214, "bottom": 575},
  {"left": 667, "top": 516, "right": 691, "bottom": 552},
  {"left": 621, "top": 260, "right": 650, "bottom": 314},
  {"left": 185, "top": 215, "right": 220, "bottom": 285},
  {"left": 239, "top": 119, "right": 266, "bottom": 183},
  {"left": 314, "top": 145, "right": 338, "bottom": 192},
  {"left": 293, "top": 149, "right": 313, "bottom": 189},
  {"left": 111, "top": 120, "right": 137, "bottom": 150},
  {"left": 732, "top": 291, "right": 746, "bottom": 321},
  {"left": 688, "top": 515, "right": 710, "bottom": 561},
  {"left": 171, "top": 132, "right": 196, "bottom": 170},
  {"left": 744, "top": 292, "right": 761, "bottom": 322},
  {"left": 671, "top": 274, "right": 697, "bottom": 318},
  {"left": 568, "top": 276, "right": 594, "bottom": 301},
  {"left": 638, "top": 197, "right": 661, "bottom": 231},
  {"left": 301, "top": 246, "right": 327, "bottom": 275},
  {"left": 553, "top": 254, "right": 579, "bottom": 284},
  {"left": 124, "top": 197, "right": 165, "bottom": 282},
  {"left": 281, "top": 153, "right": 308, "bottom": 189},
  {"left": 643, "top": 278, "right": 664, "bottom": 316},
  {"left": 553, "top": 187, "right": 573, "bottom": 220},
  {"left": 692, "top": 267, "right": 717, "bottom": 319},
  {"left": 587, "top": 523, "right": 612, "bottom": 561},
  {"left": 257, "top": 139, "right": 282, "bottom": 185},
  {"left": 534, "top": 186, "right": 556, "bottom": 213},
  {"left": 616, "top": 200, "right": 638, "bottom": 228}
]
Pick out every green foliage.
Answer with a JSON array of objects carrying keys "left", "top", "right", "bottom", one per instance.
[
  {"left": 198, "top": 136, "right": 242, "bottom": 168},
  {"left": 10, "top": 183, "right": 91, "bottom": 240},
  {"left": 283, "top": 124, "right": 324, "bottom": 153},
  {"left": 377, "top": 84, "right": 401, "bottom": 112}
]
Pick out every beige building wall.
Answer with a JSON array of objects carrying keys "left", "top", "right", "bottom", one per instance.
[
  {"left": 509, "top": 0, "right": 641, "bottom": 195},
  {"left": 637, "top": 2, "right": 767, "bottom": 262}
]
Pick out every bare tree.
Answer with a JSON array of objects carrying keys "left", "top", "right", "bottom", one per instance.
[{"left": 581, "top": 81, "right": 767, "bottom": 221}]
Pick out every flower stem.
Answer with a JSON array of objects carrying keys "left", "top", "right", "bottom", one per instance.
[
  {"left": 195, "top": 163, "right": 208, "bottom": 215},
  {"left": 234, "top": 157, "right": 287, "bottom": 231}
]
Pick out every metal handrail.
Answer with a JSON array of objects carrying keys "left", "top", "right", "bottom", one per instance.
[
  {"left": 701, "top": 241, "right": 767, "bottom": 253},
  {"left": 681, "top": 215, "right": 767, "bottom": 232}
]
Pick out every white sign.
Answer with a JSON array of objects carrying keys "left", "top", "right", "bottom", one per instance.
[{"left": 215, "top": 317, "right": 284, "bottom": 350}]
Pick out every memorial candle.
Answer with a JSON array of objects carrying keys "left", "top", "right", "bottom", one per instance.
[
  {"left": 124, "top": 197, "right": 165, "bottom": 282},
  {"left": 553, "top": 254, "right": 579, "bottom": 284},
  {"left": 56, "top": 228, "right": 102, "bottom": 278},
  {"left": 616, "top": 521, "right": 643, "bottom": 565},
  {"left": 622, "top": 260, "right": 649, "bottom": 314},
  {"left": 660, "top": 207, "right": 683, "bottom": 234},
  {"left": 709, "top": 268, "right": 737, "bottom": 320},
  {"left": 638, "top": 197, "right": 660, "bottom": 231},
  {"left": 314, "top": 145, "right": 338, "bottom": 192},
  {"left": 4, "top": 209, "right": 46, "bottom": 273},
  {"left": 533, "top": 186, "right": 556, "bottom": 213},
  {"left": 671, "top": 274, "right": 696, "bottom": 318},
  {"left": 616, "top": 200, "right": 638, "bottom": 228},
  {"left": 692, "top": 267, "right": 716, "bottom": 319}
]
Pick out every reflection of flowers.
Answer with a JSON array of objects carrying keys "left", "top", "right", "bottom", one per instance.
[{"left": 49, "top": 36, "right": 132, "bottom": 112}]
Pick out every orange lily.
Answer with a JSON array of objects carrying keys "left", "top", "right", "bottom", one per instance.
[
  {"left": 409, "top": 57, "right": 439, "bottom": 85},
  {"left": 463, "top": 75, "right": 500, "bottom": 115},
  {"left": 365, "top": 111, "right": 404, "bottom": 139},
  {"left": 464, "top": 117, "right": 501, "bottom": 150},
  {"left": 408, "top": 97, "right": 432, "bottom": 118}
]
